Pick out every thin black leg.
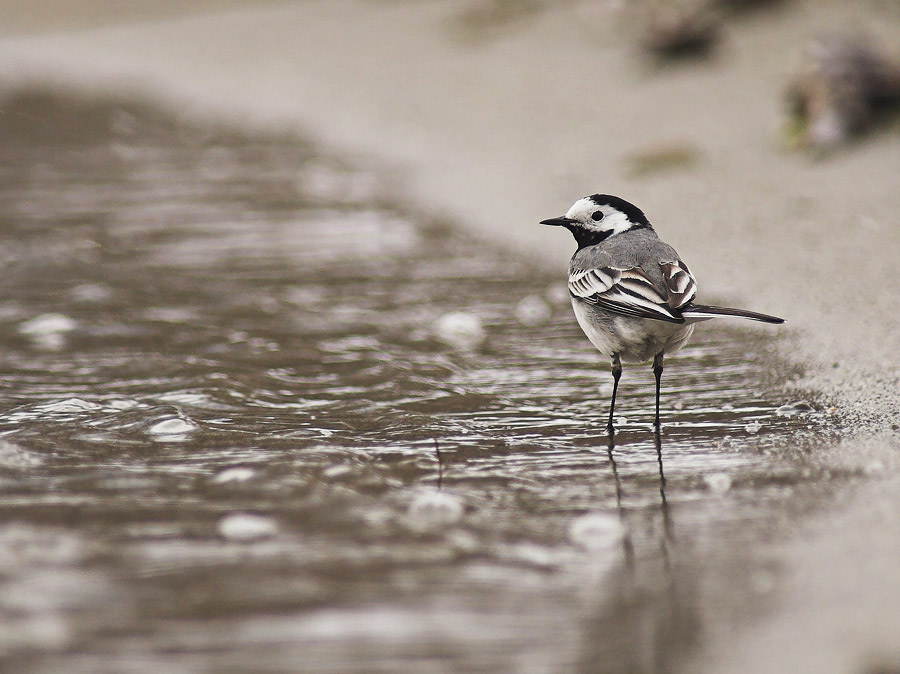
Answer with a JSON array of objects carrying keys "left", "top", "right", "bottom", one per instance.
[
  {"left": 607, "top": 354, "right": 622, "bottom": 432},
  {"left": 652, "top": 352, "right": 664, "bottom": 428}
]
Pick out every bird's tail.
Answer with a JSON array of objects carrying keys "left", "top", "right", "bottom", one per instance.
[{"left": 682, "top": 304, "right": 784, "bottom": 324}]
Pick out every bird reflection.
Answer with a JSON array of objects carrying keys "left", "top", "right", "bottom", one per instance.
[
  {"left": 654, "top": 427, "right": 673, "bottom": 541},
  {"left": 579, "top": 429, "right": 686, "bottom": 673},
  {"left": 606, "top": 428, "right": 635, "bottom": 569},
  {"left": 606, "top": 427, "right": 674, "bottom": 572},
  {"left": 655, "top": 427, "right": 675, "bottom": 574},
  {"left": 433, "top": 437, "right": 444, "bottom": 490}
]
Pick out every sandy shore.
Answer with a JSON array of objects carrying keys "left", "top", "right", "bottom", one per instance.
[{"left": 2, "top": 1, "right": 899, "bottom": 671}]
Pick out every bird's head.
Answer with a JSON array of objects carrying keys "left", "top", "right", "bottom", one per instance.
[{"left": 540, "top": 194, "right": 651, "bottom": 248}]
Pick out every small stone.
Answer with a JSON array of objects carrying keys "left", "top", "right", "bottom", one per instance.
[
  {"left": 514, "top": 295, "right": 552, "bottom": 326},
  {"left": 19, "top": 313, "right": 77, "bottom": 336},
  {"left": 568, "top": 513, "right": 625, "bottom": 551},
  {"left": 545, "top": 283, "right": 570, "bottom": 306},
  {"left": 69, "top": 283, "right": 112, "bottom": 303},
  {"left": 407, "top": 490, "right": 464, "bottom": 528},
  {"left": 18, "top": 313, "right": 77, "bottom": 350},
  {"left": 212, "top": 467, "right": 257, "bottom": 484},
  {"left": 775, "top": 401, "right": 815, "bottom": 417},
  {"left": 218, "top": 513, "right": 278, "bottom": 541},
  {"left": 105, "top": 399, "right": 140, "bottom": 411},
  {"left": 323, "top": 464, "right": 354, "bottom": 479},
  {"left": 39, "top": 398, "right": 102, "bottom": 414},
  {"left": 148, "top": 417, "right": 197, "bottom": 441},
  {"left": 0, "top": 440, "right": 44, "bottom": 470},
  {"left": 703, "top": 472, "right": 732, "bottom": 494},
  {"left": 433, "top": 311, "right": 485, "bottom": 350}
]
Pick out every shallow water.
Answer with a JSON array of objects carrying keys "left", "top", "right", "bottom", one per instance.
[{"left": 0, "top": 90, "right": 841, "bottom": 673}]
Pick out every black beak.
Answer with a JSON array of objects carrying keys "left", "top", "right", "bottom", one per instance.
[{"left": 540, "top": 216, "right": 575, "bottom": 227}]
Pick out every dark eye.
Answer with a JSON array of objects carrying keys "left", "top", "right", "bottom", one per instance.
[{"left": 591, "top": 211, "right": 604, "bottom": 221}]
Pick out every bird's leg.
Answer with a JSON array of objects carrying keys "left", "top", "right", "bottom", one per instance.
[
  {"left": 652, "top": 351, "right": 664, "bottom": 428},
  {"left": 607, "top": 354, "right": 622, "bottom": 432}
]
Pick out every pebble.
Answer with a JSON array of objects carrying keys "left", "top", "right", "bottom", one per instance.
[
  {"left": 322, "top": 464, "right": 354, "bottom": 479},
  {"left": 218, "top": 513, "right": 279, "bottom": 541},
  {"left": 514, "top": 295, "right": 552, "bottom": 326},
  {"left": 18, "top": 313, "right": 77, "bottom": 336},
  {"left": 38, "top": 398, "right": 102, "bottom": 414},
  {"left": 407, "top": 490, "right": 464, "bottom": 528},
  {"left": 775, "top": 401, "right": 815, "bottom": 417},
  {"left": 105, "top": 399, "right": 141, "bottom": 411},
  {"left": 433, "top": 311, "right": 485, "bottom": 350},
  {"left": 18, "top": 313, "right": 77, "bottom": 350},
  {"left": 0, "top": 440, "right": 44, "bottom": 470},
  {"left": 544, "top": 283, "right": 570, "bottom": 306},
  {"left": 212, "top": 467, "right": 257, "bottom": 484},
  {"left": 568, "top": 512, "right": 625, "bottom": 551},
  {"left": 69, "top": 283, "right": 112, "bottom": 303},
  {"left": 148, "top": 417, "right": 198, "bottom": 441},
  {"left": 703, "top": 472, "right": 733, "bottom": 494}
]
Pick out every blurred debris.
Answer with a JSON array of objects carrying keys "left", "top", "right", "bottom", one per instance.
[
  {"left": 623, "top": 141, "right": 702, "bottom": 177},
  {"left": 642, "top": 2, "right": 721, "bottom": 60},
  {"left": 639, "top": 0, "right": 791, "bottom": 62},
  {"left": 785, "top": 35, "right": 900, "bottom": 150},
  {"left": 449, "top": 0, "right": 556, "bottom": 42},
  {"left": 715, "top": 0, "right": 789, "bottom": 12},
  {"left": 451, "top": 0, "right": 787, "bottom": 57}
]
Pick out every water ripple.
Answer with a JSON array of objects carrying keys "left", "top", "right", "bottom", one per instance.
[{"left": 0, "top": 89, "right": 840, "bottom": 673}]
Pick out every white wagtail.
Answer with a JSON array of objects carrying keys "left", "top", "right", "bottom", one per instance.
[{"left": 541, "top": 194, "right": 784, "bottom": 431}]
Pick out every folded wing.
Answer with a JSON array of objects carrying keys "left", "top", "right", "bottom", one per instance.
[{"left": 568, "top": 261, "right": 697, "bottom": 323}]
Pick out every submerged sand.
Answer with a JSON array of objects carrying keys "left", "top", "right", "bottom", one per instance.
[{"left": 1, "top": 1, "right": 899, "bottom": 671}]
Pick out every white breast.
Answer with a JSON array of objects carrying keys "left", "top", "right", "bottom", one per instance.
[
  {"left": 571, "top": 299, "right": 620, "bottom": 357},
  {"left": 571, "top": 298, "right": 695, "bottom": 363}
]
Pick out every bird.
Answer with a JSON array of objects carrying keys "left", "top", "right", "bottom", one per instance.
[{"left": 541, "top": 194, "right": 784, "bottom": 432}]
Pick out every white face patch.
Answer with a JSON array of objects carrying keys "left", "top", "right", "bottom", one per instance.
[{"left": 565, "top": 198, "right": 635, "bottom": 236}]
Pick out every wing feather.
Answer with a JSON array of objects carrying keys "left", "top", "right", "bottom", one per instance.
[
  {"left": 568, "top": 268, "right": 620, "bottom": 300},
  {"left": 568, "top": 260, "right": 698, "bottom": 323},
  {"left": 662, "top": 261, "right": 697, "bottom": 309}
]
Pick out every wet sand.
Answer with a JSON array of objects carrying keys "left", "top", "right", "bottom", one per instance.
[{"left": 1, "top": 1, "right": 900, "bottom": 671}]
